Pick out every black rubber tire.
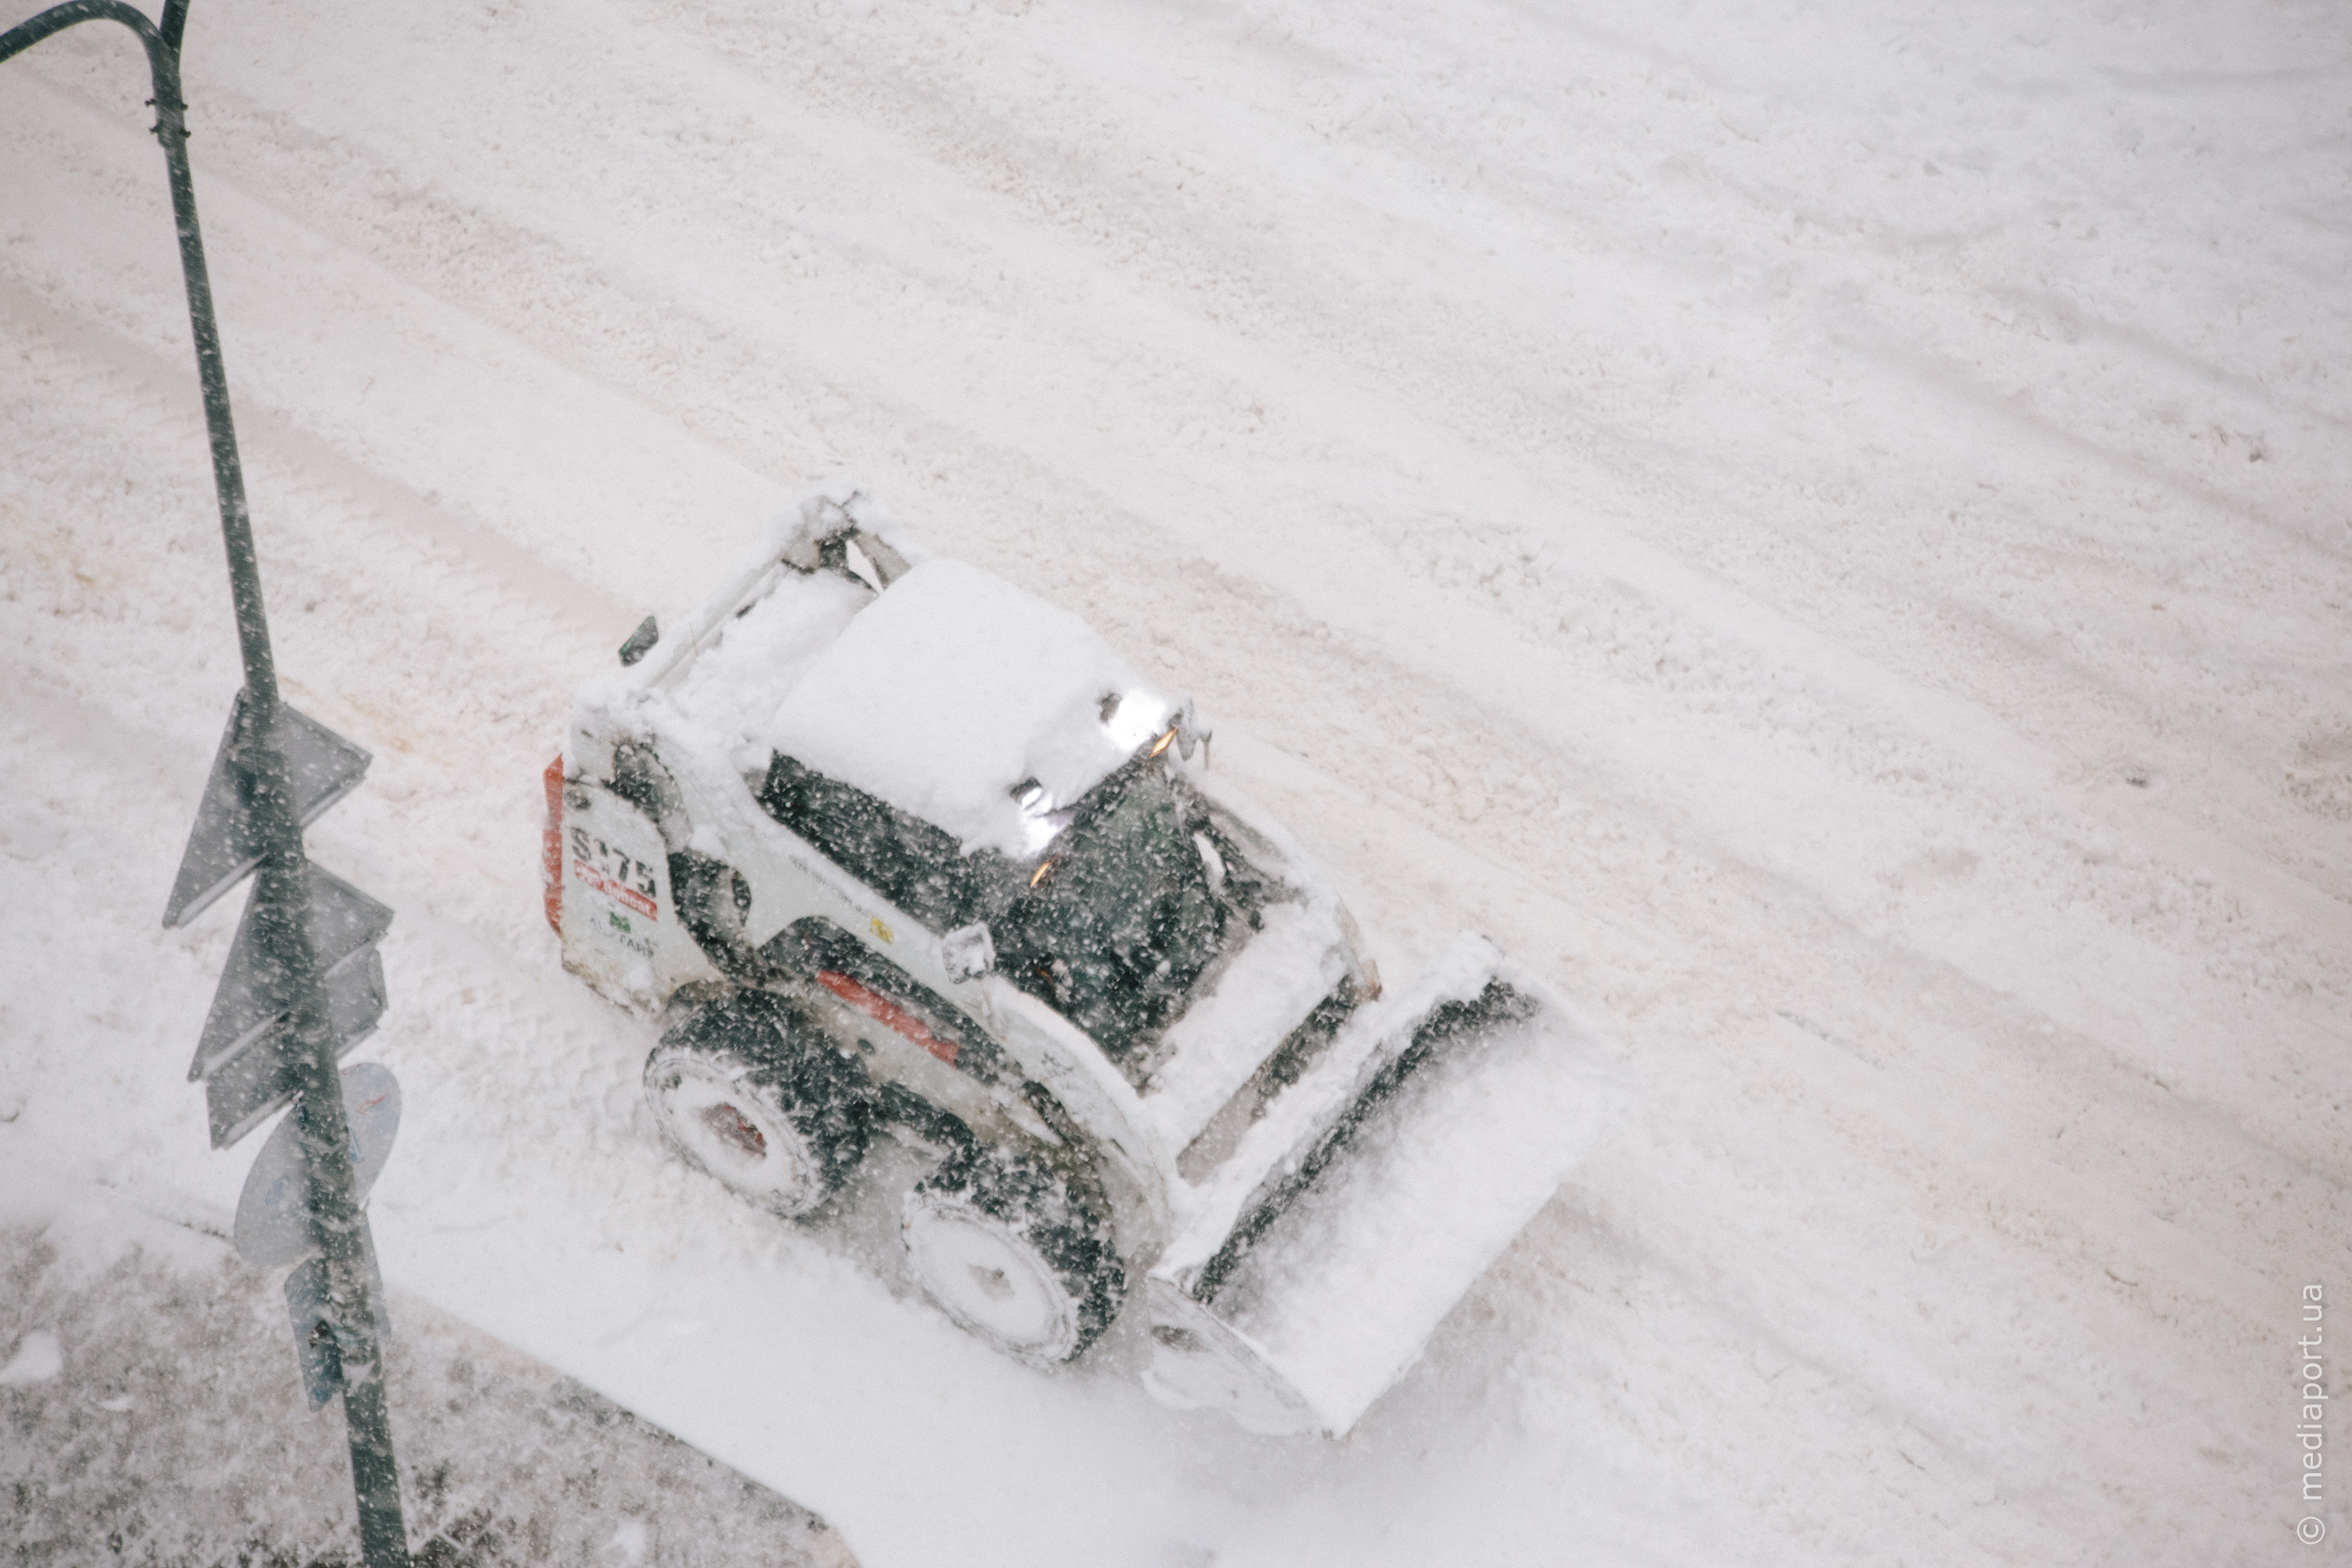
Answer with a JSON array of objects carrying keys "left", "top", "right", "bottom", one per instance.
[
  {"left": 644, "top": 991, "right": 874, "bottom": 1217},
  {"left": 901, "top": 1146, "right": 1125, "bottom": 1365}
]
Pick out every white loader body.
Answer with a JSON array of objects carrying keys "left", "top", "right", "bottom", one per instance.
[{"left": 546, "top": 488, "right": 1626, "bottom": 1435}]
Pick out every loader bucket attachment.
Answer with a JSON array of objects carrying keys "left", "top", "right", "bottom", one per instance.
[{"left": 1144, "top": 935, "right": 1627, "bottom": 1436}]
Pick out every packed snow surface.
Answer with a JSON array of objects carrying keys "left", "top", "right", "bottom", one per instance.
[
  {"left": 2, "top": 0, "right": 2347, "bottom": 1563},
  {"left": 0, "top": 1329, "right": 65, "bottom": 1388}
]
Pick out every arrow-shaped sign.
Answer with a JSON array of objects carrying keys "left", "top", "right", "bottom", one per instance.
[
  {"left": 191, "top": 864, "right": 393, "bottom": 1148},
  {"left": 164, "top": 690, "right": 372, "bottom": 930},
  {"left": 189, "top": 863, "right": 392, "bottom": 1080},
  {"left": 202, "top": 948, "right": 387, "bottom": 1149}
]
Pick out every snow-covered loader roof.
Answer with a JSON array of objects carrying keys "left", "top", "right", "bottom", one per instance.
[
  {"left": 768, "top": 558, "right": 1177, "bottom": 862},
  {"left": 610, "top": 486, "right": 1178, "bottom": 862}
]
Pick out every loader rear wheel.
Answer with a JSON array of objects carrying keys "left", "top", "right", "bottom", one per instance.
[
  {"left": 902, "top": 1150, "right": 1124, "bottom": 1365},
  {"left": 645, "top": 992, "right": 873, "bottom": 1218}
]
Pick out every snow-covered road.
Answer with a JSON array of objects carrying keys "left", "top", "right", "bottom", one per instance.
[{"left": 4, "top": 1, "right": 2346, "bottom": 1562}]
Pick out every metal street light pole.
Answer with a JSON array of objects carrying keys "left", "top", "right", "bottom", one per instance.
[{"left": 0, "top": 6, "right": 410, "bottom": 1563}]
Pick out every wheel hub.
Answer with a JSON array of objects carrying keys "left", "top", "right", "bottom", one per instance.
[
  {"left": 698, "top": 1101, "right": 767, "bottom": 1160},
  {"left": 902, "top": 1196, "right": 1080, "bottom": 1362}
]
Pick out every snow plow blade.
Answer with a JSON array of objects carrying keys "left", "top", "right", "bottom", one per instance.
[{"left": 1143, "top": 936, "right": 1627, "bottom": 1436}]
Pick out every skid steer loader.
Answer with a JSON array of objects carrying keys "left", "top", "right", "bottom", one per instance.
[{"left": 543, "top": 486, "right": 1626, "bottom": 1436}]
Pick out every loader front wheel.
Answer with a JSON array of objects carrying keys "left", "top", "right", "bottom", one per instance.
[
  {"left": 644, "top": 992, "right": 873, "bottom": 1218},
  {"left": 902, "top": 1152, "right": 1125, "bottom": 1366}
]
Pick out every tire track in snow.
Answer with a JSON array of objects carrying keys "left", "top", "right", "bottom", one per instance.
[
  {"left": 28, "top": 0, "right": 2343, "bottom": 923},
  {"left": 18, "top": 45, "right": 2314, "bottom": 1542},
  {"left": 7, "top": 3, "right": 2348, "bottom": 1562},
  {"left": 118, "top": 0, "right": 2352, "bottom": 922},
  {"left": 0, "top": 228, "right": 2121, "bottom": 1563},
  {"left": 0, "top": 272, "right": 630, "bottom": 644}
]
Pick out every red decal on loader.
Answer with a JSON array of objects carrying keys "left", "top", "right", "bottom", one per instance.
[
  {"left": 542, "top": 755, "right": 565, "bottom": 934},
  {"left": 575, "top": 859, "right": 657, "bottom": 920},
  {"left": 815, "top": 969, "right": 959, "bottom": 1067}
]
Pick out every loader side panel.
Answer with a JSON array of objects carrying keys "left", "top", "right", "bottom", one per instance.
[
  {"left": 557, "top": 782, "right": 722, "bottom": 1006},
  {"left": 775, "top": 916, "right": 1006, "bottom": 1085}
]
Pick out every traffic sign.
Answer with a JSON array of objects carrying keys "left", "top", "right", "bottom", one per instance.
[
  {"left": 189, "top": 864, "right": 391, "bottom": 1079},
  {"left": 201, "top": 949, "right": 385, "bottom": 1149},
  {"left": 190, "top": 864, "right": 393, "bottom": 1148},
  {"left": 234, "top": 1062, "right": 401, "bottom": 1269},
  {"left": 165, "top": 691, "right": 371, "bottom": 929}
]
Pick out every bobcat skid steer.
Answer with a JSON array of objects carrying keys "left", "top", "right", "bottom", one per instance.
[{"left": 543, "top": 486, "right": 1626, "bottom": 1436}]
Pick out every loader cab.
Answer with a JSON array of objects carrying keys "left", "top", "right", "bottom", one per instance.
[
  {"left": 739, "top": 554, "right": 1273, "bottom": 1081},
  {"left": 990, "top": 753, "right": 1266, "bottom": 1066},
  {"left": 756, "top": 740, "right": 1269, "bottom": 1080}
]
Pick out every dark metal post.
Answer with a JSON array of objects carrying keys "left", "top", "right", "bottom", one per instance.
[{"left": 0, "top": 7, "right": 408, "bottom": 1563}]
